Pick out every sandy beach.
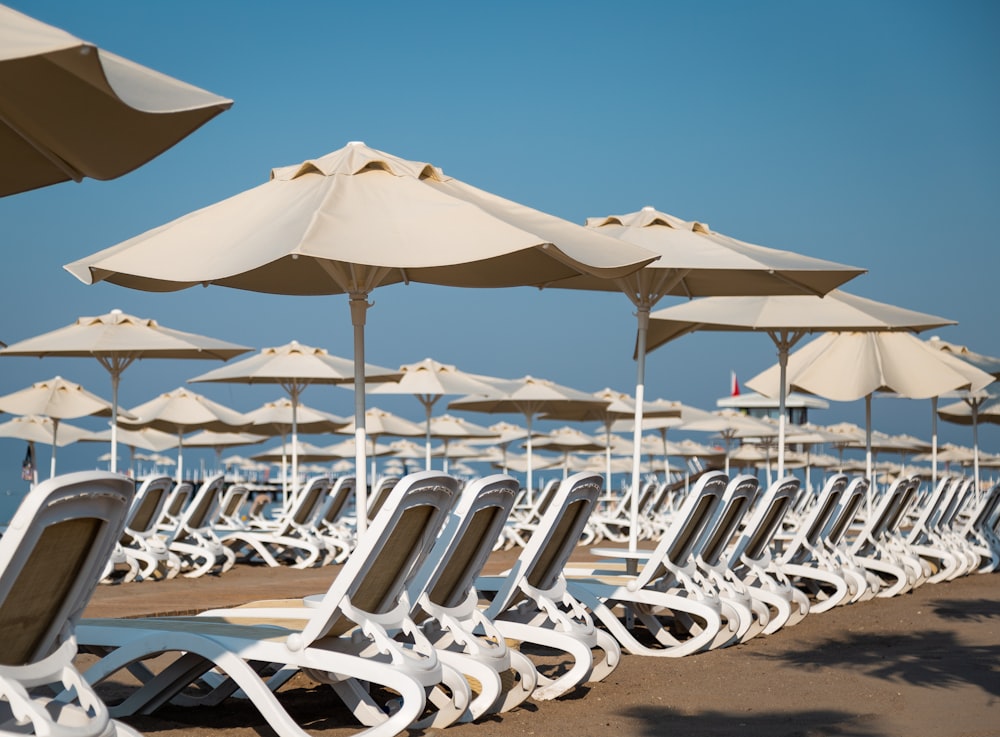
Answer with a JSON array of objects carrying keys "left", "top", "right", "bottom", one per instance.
[{"left": 80, "top": 544, "right": 1000, "bottom": 737}]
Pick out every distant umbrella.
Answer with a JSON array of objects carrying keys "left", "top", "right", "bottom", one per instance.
[{"left": 0, "top": 308, "right": 249, "bottom": 472}]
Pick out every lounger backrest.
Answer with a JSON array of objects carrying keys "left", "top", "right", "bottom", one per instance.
[
  {"left": 162, "top": 481, "right": 192, "bottom": 523},
  {"left": 483, "top": 472, "right": 603, "bottom": 617},
  {"left": 882, "top": 477, "right": 921, "bottom": 535},
  {"left": 366, "top": 475, "right": 400, "bottom": 522},
  {"left": 965, "top": 483, "right": 1000, "bottom": 536},
  {"left": 906, "top": 475, "right": 956, "bottom": 542},
  {"left": 290, "top": 476, "right": 331, "bottom": 527},
  {"left": 937, "top": 477, "right": 975, "bottom": 531},
  {"left": 823, "top": 477, "right": 869, "bottom": 546},
  {"left": 413, "top": 474, "right": 519, "bottom": 611},
  {"left": 177, "top": 474, "right": 225, "bottom": 533},
  {"left": 729, "top": 476, "right": 801, "bottom": 564},
  {"left": 126, "top": 475, "right": 173, "bottom": 536},
  {"left": 296, "top": 471, "right": 458, "bottom": 646},
  {"left": 848, "top": 476, "right": 907, "bottom": 555},
  {"left": 321, "top": 476, "right": 355, "bottom": 526},
  {"left": 781, "top": 473, "right": 847, "bottom": 563},
  {"left": 695, "top": 475, "right": 760, "bottom": 567},
  {"left": 219, "top": 484, "right": 249, "bottom": 520},
  {"left": 0, "top": 471, "right": 133, "bottom": 666},
  {"left": 632, "top": 470, "right": 729, "bottom": 590}
]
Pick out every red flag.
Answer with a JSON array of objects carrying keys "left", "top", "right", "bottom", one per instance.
[{"left": 730, "top": 370, "right": 740, "bottom": 397}]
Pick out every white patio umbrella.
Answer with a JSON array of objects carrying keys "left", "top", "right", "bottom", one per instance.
[
  {"left": 333, "top": 407, "right": 425, "bottom": 485},
  {"left": 78, "top": 424, "right": 178, "bottom": 478},
  {"left": 547, "top": 206, "right": 864, "bottom": 552},
  {"left": 644, "top": 289, "right": 955, "bottom": 479},
  {"left": 119, "top": 386, "right": 250, "bottom": 482},
  {"left": 0, "top": 375, "right": 121, "bottom": 478},
  {"left": 0, "top": 308, "right": 249, "bottom": 473},
  {"left": 541, "top": 387, "right": 680, "bottom": 497},
  {"left": 937, "top": 392, "right": 1000, "bottom": 492},
  {"left": 464, "top": 421, "right": 537, "bottom": 475},
  {"left": 532, "top": 426, "right": 605, "bottom": 479},
  {"left": 65, "top": 140, "right": 658, "bottom": 531},
  {"left": 369, "top": 357, "right": 501, "bottom": 469},
  {"left": 0, "top": 414, "right": 90, "bottom": 485},
  {"left": 425, "top": 413, "right": 497, "bottom": 473},
  {"left": 0, "top": 4, "right": 231, "bottom": 196},
  {"left": 242, "top": 396, "right": 349, "bottom": 499},
  {"left": 449, "top": 374, "right": 609, "bottom": 497},
  {"left": 746, "top": 330, "right": 994, "bottom": 489},
  {"left": 676, "top": 409, "right": 778, "bottom": 477},
  {"left": 189, "top": 340, "right": 396, "bottom": 499},
  {"left": 182, "top": 430, "right": 269, "bottom": 476}
]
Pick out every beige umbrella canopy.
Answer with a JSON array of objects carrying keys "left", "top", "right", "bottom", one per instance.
[
  {"left": 120, "top": 386, "right": 250, "bottom": 482},
  {"left": 370, "top": 357, "right": 501, "bottom": 470},
  {"left": 924, "top": 336, "right": 1000, "bottom": 379},
  {"left": 937, "top": 392, "right": 1000, "bottom": 489},
  {"left": 0, "top": 414, "right": 90, "bottom": 484},
  {"left": 65, "top": 140, "right": 657, "bottom": 530},
  {"left": 747, "top": 331, "right": 994, "bottom": 483},
  {"left": 334, "top": 407, "right": 425, "bottom": 495},
  {"left": 676, "top": 409, "right": 777, "bottom": 476},
  {"left": 0, "top": 5, "right": 232, "bottom": 196},
  {"left": 425, "top": 413, "right": 497, "bottom": 473},
  {"left": 0, "top": 375, "right": 121, "bottom": 477},
  {"left": 182, "top": 430, "right": 269, "bottom": 472},
  {"left": 449, "top": 374, "right": 610, "bottom": 496},
  {"left": 541, "top": 387, "right": 680, "bottom": 494},
  {"left": 0, "top": 308, "right": 250, "bottom": 472},
  {"left": 463, "top": 420, "right": 538, "bottom": 476},
  {"left": 547, "top": 206, "right": 864, "bottom": 551},
  {"left": 532, "top": 425, "right": 605, "bottom": 479},
  {"left": 190, "top": 340, "right": 396, "bottom": 496},
  {"left": 79, "top": 424, "right": 179, "bottom": 477},
  {"left": 644, "top": 289, "right": 956, "bottom": 477}
]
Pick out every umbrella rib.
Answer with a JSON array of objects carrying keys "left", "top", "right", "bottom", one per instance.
[{"left": 0, "top": 108, "right": 84, "bottom": 182}]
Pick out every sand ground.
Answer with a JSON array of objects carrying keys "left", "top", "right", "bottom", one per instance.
[{"left": 81, "top": 545, "right": 1000, "bottom": 737}]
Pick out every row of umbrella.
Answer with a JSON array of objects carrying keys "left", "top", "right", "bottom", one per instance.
[{"left": 5, "top": 7, "right": 997, "bottom": 554}]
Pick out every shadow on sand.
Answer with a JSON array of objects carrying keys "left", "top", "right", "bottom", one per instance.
[
  {"left": 622, "top": 705, "right": 881, "bottom": 737},
  {"left": 761, "top": 628, "right": 1000, "bottom": 697}
]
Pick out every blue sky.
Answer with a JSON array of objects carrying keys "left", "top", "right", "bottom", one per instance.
[{"left": 2, "top": 1, "right": 998, "bottom": 492}]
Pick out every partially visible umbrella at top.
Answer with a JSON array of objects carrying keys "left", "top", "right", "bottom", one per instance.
[
  {"left": 0, "top": 4, "right": 232, "bottom": 196},
  {"left": 0, "top": 308, "right": 249, "bottom": 473},
  {"left": 64, "top": 140, "right": 658, "bottom": 531}
]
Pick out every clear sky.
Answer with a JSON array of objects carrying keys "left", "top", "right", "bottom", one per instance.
[{"left": 2, "top": 1, "right": 999, "bottom": 492}]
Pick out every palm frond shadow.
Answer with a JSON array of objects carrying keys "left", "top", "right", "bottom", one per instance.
[
  {"left": 760, "top": 630, "right": 1000, "bottom": 697},
  {"left": 932, "top": 597, "right": 1000, "bottom": 622}
]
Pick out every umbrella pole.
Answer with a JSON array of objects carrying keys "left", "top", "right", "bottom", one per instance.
[
  {"left": 110, "top": 370, "right": 121, "bottom": 474},
  {"left": 290, "top": 384, "right": 301, "bottom": 504},
  {"left": 525, "top": 413, "right": 534, "bottom": 504},
  {"left": 604, "top": 423, "right": 613, "bottom": 493},
  {"left": 865, "top": 393, "right": 873, "bottom": 513},
  {"left": 931, "top": 397, "right": 938, "bottom": 491},
  {"left": 422, "top": 397, "right": 434, "bottom": 471},
  {"left": 770, "top": 330, "right": 805, "bottom": 480},
  {"left": 972, "top": 400, "right": 980, "bottom": 500},
  {"left": 176, "top": 429, "right": 184, "bottom": 484},
  {"left": 50, "top": 418, "right": 59, "bottom": 479},
  {"left": 629, "top": 305, "right": 651, "bottom": 554},
  {"left": 350, "top": 293, "right": 371, "bottom": 534}
]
